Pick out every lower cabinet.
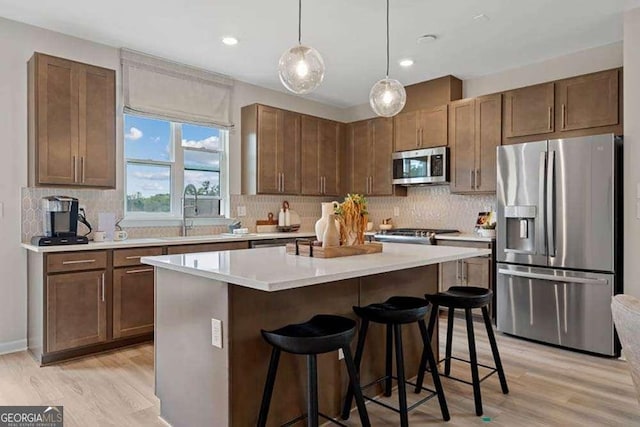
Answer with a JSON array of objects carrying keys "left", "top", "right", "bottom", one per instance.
[
  {"left": 46, "top": 269, "right": 108, "bottom": 353},
  {"left": 113, "top": 266, "right": 155, "bottom": 339}
]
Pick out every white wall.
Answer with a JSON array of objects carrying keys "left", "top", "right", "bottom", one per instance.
[{"left": 624, "top": 8, "right": 640, "bottom": 298}]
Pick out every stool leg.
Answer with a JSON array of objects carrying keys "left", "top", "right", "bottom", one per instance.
[
  {"left": 394, "top": 324, "right": 409, "bottom": 427},
  {"left": 384, "top": 323, "right": 393, "bottom": 397},
  {"left": 444, "top": 308, "right": 455, "bottom": 376},
  {"left": 418, "top": 319, "right": 451, "bottom": 421},
  {"left": 342, "top": 345, "right": 371, "bottom": 427},
  {"left": 465, "top": 308, "right": 483, "bottom": 416},
  {"left": 414, "top": 319, "right": 429, "bottom": 394},
  {"left": 341, "top": 319, "right": 369, "bottom": 420},
  {"left": 482, "top": 306, "right": 509, "bottom": 394},
  {"left": 257, "top": 348, "right": 280, "bottom": 427},
  {"left": 415, "top": 303, "right": 439, "bottom": 393},
  {"left": 307, "top": 354, "right": 319, "bottom": 427}
]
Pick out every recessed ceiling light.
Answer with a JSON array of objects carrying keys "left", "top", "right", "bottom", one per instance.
[
  {"left": 222, "top": 36, "right": 238, "bottom": 46},
  {"left": 399, "top": 59, "right": 414, "bottom": 67},
  {"left": 417, "top": 34, "right": 438, "bottom": 44}
]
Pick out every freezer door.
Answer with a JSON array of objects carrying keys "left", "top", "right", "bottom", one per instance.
[
  {"left": 547, "top": 135, "right": 616, "bottom": 271},
  {"left": 497, "top": 141, "right": 549, "bottom": 267},
  {"left": 496, "top": 264, "right": 615, "bottom": 356}
]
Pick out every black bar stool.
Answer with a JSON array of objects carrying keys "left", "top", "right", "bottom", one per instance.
[
  {"left": 341, "top": 296, "right": 450, "bottom": 427},
  {"left": 416, "top": 287, "right": 509, "bottom": 416},
  {"left": 257, "top": 314, "right": 370, "bottom": 427}
]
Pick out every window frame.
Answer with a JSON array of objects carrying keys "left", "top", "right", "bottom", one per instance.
[{"left": 122, "top": 115, "right": 228, "bottom": 225}]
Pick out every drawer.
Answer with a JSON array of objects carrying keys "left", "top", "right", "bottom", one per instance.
[
  {"left": 436, "top": 240, "right": 491, "bottom": 250},
  {"left": 46, "top": 251, "right": 108, "bottom": 273},
  {"left": 114, "top": 247, "right": 164, "bottom": 267}
]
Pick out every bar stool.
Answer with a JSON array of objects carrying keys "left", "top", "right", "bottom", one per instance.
[
  {"left": 257, "top": 314, "right": 370, "bottom": 427},
  {"left": 416, "top": 287, "right": 509, "bottom": 416},
  {"left": 341, "top": 296, "right": 450, "bottom": 427}
]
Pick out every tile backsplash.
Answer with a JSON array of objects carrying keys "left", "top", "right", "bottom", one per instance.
[{"left": 21, "top": 185, "right": 494, "bottom": 242}]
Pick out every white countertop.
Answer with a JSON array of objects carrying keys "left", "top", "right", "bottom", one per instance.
[
  {"left": 21, "top": 232, "right": 316, "bottom": 253},
  {"left": 141, "top": 242, "right": 491, "bottom": 292}
]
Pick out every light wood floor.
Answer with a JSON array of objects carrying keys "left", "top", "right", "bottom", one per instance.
[{"left": 0, "top": 317, "right": 638, "bottom": 426}]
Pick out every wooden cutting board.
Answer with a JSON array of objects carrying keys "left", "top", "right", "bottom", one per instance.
[
  {"left": 256, "top": 212, "right": 278, "bottom": 226},
  {"left": 286, "top": 242, "right": 383, "bottom": 258}
]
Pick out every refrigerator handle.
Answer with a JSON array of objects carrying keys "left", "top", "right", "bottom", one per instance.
[
  {"left": 497, "top": 268, "right": 608, "bottom": 286},
  {"left": 547, "top": 151, "right": 556, "bottom": 257},
  {"left": 537, "top": 152, "right": 547, "bottom": 256}
]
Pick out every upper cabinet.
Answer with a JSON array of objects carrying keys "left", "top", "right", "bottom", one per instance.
[
  {"left": 449, "top": 94, "right": 502, "bottom": 194},
  {"left": 394, "top": 105, "right": 448, "bottom": 152},
  {"left": 556, "top": 69, "right": 619, "bottom": 131},
  {"left": 301, "top": 116, "right": 341, "bottom": 196},
  {"left": 241, "top": 104, "right": 301, "bottom": 195},
  {"left": 503, "top": 82, "right": 554, "bottom": 138},
  {"left": 28, "top": 53, "right": 116, "bottom": 188}
]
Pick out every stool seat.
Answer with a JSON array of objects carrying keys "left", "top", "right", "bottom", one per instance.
[
  {"left": 425, "top": 286, "right": 493, "bottom": 309},
  {"left": 262, "top": 315, "right": 356, "bottom": 355},
  {"left": 353, "top": 296, "right": 429, "bottom": 324}
]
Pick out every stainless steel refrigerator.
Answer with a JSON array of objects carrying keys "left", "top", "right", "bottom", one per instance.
[{"left": 496, "top": 134, "right": 622, "bottom": 356}]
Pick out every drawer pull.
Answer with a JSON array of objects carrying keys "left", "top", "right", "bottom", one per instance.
[
  {"left": 125, "top": 255, "right": 143, "bottom": 260},
  {"left": 62, "top": 259, "right": 96, "bottom": 265},
  {"left": 125, "top": 268, "right": 154, "bottom": 274}
]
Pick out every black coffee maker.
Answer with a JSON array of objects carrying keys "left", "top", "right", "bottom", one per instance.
[{"left": 31, "top": 196, "right": 90, "bottom": 246}]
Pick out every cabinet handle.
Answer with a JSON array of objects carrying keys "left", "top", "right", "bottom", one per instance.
[
  {"left": 476, "top": 169, "right": 481, "bottom": 189},
  {"left": 62, "top": 259, "right": 96, "bottom": 265},
  {"left": 456, "top": 260, "right": 461, "bottom": 282},
  {"left": 101, "top": 273, "right": 105, "bottom": 303},
  {"left": 80, "top": 157, "right": 85, "bottom": 183},
  {"left": 322, "top": 176, "right": 326, "bottom": 194},
  {"left": 416, "top": 128, "right": 420, "bottom": 148},
  {"left": 420, "top": 128, "right": 424, "bottom": 147},
  {"left": 72, "top": 156, "right": 77, "bottom": 183},
  {"left": 125, "top": 268, "right": 154, "bottom": 274},
  {"left": 281, "top": 173, "right": 285, "bottom": 193},
  {"left": 470, "top": 170, "right": 475, "bottom": 189},
  {"left": 125, "top": 255, "right": 142, "bottom": 260},
  {"left": 370, "top": 176, "right": 373, "bottom": 194},
  {"left": 561, "top": 104, "right": 566, "bottom": 130},
  {"left": 548, "top": 106, "right": 553, "bottom": 131}
]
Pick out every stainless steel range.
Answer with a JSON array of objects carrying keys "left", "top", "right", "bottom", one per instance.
[{"left": 374, "top": 228, "right": 459, "bottom": 245}]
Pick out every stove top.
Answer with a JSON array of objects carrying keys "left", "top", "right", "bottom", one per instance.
[{"left": 374, "top": 228, "right": 459, "bottom": 245}]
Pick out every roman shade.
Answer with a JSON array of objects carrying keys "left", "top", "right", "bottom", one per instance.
[{"left": 121, "top": 49, "right": 234, "bottom": 128}]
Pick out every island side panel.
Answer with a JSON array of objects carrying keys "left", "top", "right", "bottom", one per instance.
[
  {"left": 155, "top": 268, "right": 230, "bottom": 427},
  {"left": 358, "top": 265, "right": 440, "bottom": 398},
  {"left": 229, "top": 279, "right": 360, "bottom": 427}
]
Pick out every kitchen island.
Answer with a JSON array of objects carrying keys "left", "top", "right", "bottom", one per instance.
[{"left": 142, "top": 242, "right": 491, "bottom": 427}]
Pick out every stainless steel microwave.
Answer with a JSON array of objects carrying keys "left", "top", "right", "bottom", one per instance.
[{"left": 392, "top": 147, "right": 449, "bottom": 185}]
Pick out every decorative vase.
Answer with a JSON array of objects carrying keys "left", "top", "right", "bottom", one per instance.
[
  {"left": 315, "top": 201, "right": 340, "bottom": 242},
  {"left": 322, "top": 214, "right": 340, "bottom": 248}
]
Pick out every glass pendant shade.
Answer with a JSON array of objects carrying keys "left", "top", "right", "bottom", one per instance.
[
  {"left": 369, "top": 77, "right": 406, "bottom": 117},
  {"left": 278, "top": 44, "right": 325, "bottom": 94}
]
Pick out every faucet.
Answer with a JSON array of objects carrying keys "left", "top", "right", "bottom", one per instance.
[{"left": 182, "top": 184, "right": 199, "bottom": 236}]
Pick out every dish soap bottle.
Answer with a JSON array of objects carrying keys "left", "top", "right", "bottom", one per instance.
[{"left": 278, "top": 208, "right": 285, "bottom": 227}]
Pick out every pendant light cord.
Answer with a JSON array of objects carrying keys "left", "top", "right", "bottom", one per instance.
[
  {"left": 386, "top": 0, "right": 390, "bottom": 78},
  {"left": 298, "top": 0, "right": 302, "bottom": 44}
]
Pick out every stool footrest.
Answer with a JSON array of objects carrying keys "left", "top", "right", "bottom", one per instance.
[
  {"left": 282, "top": 412, "right": 349, "bottom": 427},
  {"left": 359, "top": 375, "right": 439, "bottom": 414},
  {"left": 430, "top": 356, "right": 499, "bottom": 386}
]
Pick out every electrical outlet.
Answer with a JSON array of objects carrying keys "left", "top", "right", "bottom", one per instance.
[
  {"left": 211, "top": 318, "right": 223, "bottom": 348},
  {"left": 393, "top": 207, "right": 400, "bottom": 217},
  {"left": 338, "top": 349, "right": 344, "bottom": 360},
  {"left": 237, "top": 206, "right": 247, "bottom": 217}
]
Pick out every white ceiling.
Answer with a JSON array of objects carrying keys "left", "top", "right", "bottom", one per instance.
[{"left": 0, "top": 0, "right": 626, "bottom": 107}]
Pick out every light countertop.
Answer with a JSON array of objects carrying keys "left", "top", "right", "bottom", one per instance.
[
  {"left": 21, "top": 232, "right": 316, "bottom": 253},
  {"left": 141, "top": 242, "right": 491, "bottom": 292}
]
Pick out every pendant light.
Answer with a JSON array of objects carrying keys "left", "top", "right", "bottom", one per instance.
[
  {"left": 278, "top": 0, "right": 325, "bottom": 94},
  {"left": 369, "top": 0, "right": 406, "bottom": 117}
]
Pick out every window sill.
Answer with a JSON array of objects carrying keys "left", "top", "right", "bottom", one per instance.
[{"left": 119, "top": 216, "right": 235, "bottom": 228}]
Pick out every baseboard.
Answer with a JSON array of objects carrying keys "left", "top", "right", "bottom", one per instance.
[{"left": 0, "top": 339, "right": 27, "bottom": 356}]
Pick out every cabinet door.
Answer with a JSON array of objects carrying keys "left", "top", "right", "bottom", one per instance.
[
  {"left": 393, "top": 111, "right": 419, "bottom": 151},
  {"left": 370, "top": 118, "right": 394, "bottom": 195},
  {"left": 449, "top": 99, "right": 476, "bottom": 193},
  {"left": 557, "top": 69, "right": 619, "bottom": 131},
  {"left": 46, "top": 270, "right": 107, "bottom": 352},
  {"left": 439, "top": 260, "right": 461, "bottom": 292},
  {"left": 419, "top": 105, "right": 448, "bottom": 148},
  {"left": 301, "top": 116, "right": 321, "bottom": 195},
  {"left": 256, "top": 105, "right": 280, "bottom": 194},
  {"left": 319, "top": 120, "right": 341, "bottom": 196},
  {"left": 475, "top": 94, "right": 502, "bottom": 193},
  {"left": 113, "top": 267, "right": 155, "bottom": 339},
  {"left": 34, "top": 54, "right": 79, "bottom": 185},
  {"left": 78, "top": 64, "right": 116, "bottom": 188},
  {"left": 465, "top": 257, "right": 491, "bottom": 288},
  {"left": 347, "top": 121, "right": 371, "bottom": 194},
  {"left": 280, "top": 110, "right": 301, "bottom": 194},
  {"left": 504, "top": 82, "right": 554, "bottom": 138}
]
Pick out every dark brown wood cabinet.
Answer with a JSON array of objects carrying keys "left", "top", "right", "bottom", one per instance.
[
  {"left": 556, "top": 69, "right": 619, "bottom": 132},
  {"left": 28, "top": 53, "right": 115, "bottom": 188},
  {"left": 301, "top": 116, "right": 341, "bottom": 196},
  {"left": 241, "top": 104, "right": 301, "bottom": 195},
  {"left": 504, "top": 82, "right": 554, "bottom": 138},
  {"left": 393, "top": 105, "right": 448, "bottom": 152},
  {"left": 166, "top": 241, "right": 250, "bottom": 254},
  {"left": 113, "top": 267, "right": 155, "bottom": 339},
  {"left": 449, "top": 94, "right": 502, "bottom": 194}
]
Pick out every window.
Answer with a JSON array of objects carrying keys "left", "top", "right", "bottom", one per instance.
[{"left": 124, "top": 114, "right": 226, "bottom": 219}]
